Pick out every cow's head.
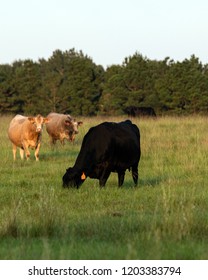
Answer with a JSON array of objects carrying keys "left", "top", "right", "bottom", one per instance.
[
  {"left": 28, "top": 114, "right": 49, "bottom": 133},
  {"left": 62, "top": 167, "right": 86, "bottom": 188},
  {"left": 64, "top": 116, "right": 83, "bottom": 142}
]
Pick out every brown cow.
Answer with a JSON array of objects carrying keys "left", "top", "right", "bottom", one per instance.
[
  {"left": 46, "top": 113, "right": 83, "bottom": 145},
  {"left": 8, "top": 114, "right": 49, "bottom": 161}
]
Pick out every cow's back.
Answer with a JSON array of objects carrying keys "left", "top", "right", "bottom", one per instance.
[
  {"left": 104, "top": 121, "right": 140, "bottom": 167},
  {"left": 46, "top": 113, "right": 65, "bottom": 132},
  {"left": 8, "top": 115, "right": 28, "bottom": 146},
  {"left": 75, "top": 120, "right": 140, "bottom": 171}
]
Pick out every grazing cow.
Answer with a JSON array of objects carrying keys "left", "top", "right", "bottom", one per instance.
[
  {"left": 46, "top": 113, "right": 83, "bottom": 145},
  {"left": 124, "top": 106, "right": 156, "bottom": 118},
  {"left": 62, "top": 120, "right": 141, "bottom": 188},
  {"left": 8, "top": 114, "right": 49, "bottom": 161}
]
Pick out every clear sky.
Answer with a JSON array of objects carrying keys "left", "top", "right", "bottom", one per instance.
[{"left": 1, "top": 0, "right": 208, "bottom": 67}]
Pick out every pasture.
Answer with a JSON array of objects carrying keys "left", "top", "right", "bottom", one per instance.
[{"left": 0, "top": 115, "right": 208, "bottom": 260}]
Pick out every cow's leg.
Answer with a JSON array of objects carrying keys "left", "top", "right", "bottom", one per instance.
[
  {"left": 19, "top": 148, "right": 24, "bottom": 160},
  {"left": 49, "top": 138, "right": 57, "bottom": 151},
  {"left": 35, "top": 142, "right": 41, "bottom": 161},
  {"left": 132, "top": 164, "right": 138, "bottom": 186},
  {"left": 49, "top": 136, "right": 56, "bottom": 146},
  {"left": 12, "top": 144, "right": 17, "bottom": 160},
  {"left": 99, "top": 169, "right": 111, "bottom": 187},
  {"left": 22, "top": 142, "right": 30, "bottom": 160},
  {"left": 118, "top": 170, "right": 125, "bottom": 187},
  {"left": 25, "top": 149, "right": 30, "bottom": 160}
]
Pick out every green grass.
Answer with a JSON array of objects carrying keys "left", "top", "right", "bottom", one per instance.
[{"left": 0, "top": 115, "right": 208, "bottom": 259}]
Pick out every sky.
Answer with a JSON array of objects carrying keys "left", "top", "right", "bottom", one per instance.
[{"left": 0, "top": 0, "right": 208, "bottom": 68}]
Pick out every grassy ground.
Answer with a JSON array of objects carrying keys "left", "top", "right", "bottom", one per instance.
[{"left": 0, "top": 115, "right": 208, "bottom": 260}]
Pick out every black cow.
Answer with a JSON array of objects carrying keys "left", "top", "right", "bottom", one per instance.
[
  {"left": 62, "top": 120, "right": 141, "bottom": 188},
  {"left": 124, "top": 106, "right": 156, "bottom": 117}
]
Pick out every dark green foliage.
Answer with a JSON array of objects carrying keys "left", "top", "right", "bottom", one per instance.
[
  {"left": 0, "top": 49, "right": 208, "bottom": 116},
  {"left": 0, "top": 49, "right": 104, "bottom": 116},
  {"left": 101, "top": 53, "right": 208, "bottom": 115},
  {"left": 38, "top": 49, "right": 104, "bottom": 115}
]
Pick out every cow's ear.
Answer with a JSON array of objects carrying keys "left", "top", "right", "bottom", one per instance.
[
  {"left": 78, "top": 121, "right": 83, "bottom": 126},
  {"left": 43, "top": 117, "right": 50, "bottom": 124},
  {"left": 28, "top": 117, "right": 35, "bottom": 123}
]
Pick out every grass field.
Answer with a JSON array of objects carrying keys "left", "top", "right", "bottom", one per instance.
[{"left": 0, "top": 115, "right": 208, "bottom": 260}]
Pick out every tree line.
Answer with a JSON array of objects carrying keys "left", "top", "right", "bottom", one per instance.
[{"left": 1, "top": 48, "right": 208, "bottom": 116}]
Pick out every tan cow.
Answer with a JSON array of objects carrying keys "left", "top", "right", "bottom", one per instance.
[
  {"left": 8, "top": 114, "right": 49, "bottom": 161},
  {"left": 46, "top": 113, "right": 83, "bottom": 145}
]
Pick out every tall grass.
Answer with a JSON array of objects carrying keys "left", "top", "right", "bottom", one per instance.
[{"left": 0, "top": 115, "right": 208, "bottom": 259}]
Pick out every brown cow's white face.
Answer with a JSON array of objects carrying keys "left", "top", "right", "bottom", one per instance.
[
  {"left": 64, "top": 117, "right": 83, "bottom": 141},
  {"left": 28, "top": 115, "right": 49, "bottom": 133}
]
